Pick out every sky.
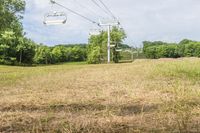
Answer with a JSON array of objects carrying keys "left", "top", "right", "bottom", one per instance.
[{"left": 23, "top": 0, "right": 200, "bottom": 46}]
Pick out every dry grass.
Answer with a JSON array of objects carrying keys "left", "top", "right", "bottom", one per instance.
[{"left": 1, "top": 58, "right": 200, "bottom": 132}]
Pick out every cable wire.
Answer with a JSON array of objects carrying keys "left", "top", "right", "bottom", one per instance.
[
  {"left": 50, "top": 0, "right": 100, "bottom": 26},
  {"left": 73, "top": 0, "right": 104, "bottom": 19},
  {"left": 90, "top": 0, "right": 112, "bottom": 17},
  {"left": 97, "top": 0, "right": 116, "bottom": 19}
]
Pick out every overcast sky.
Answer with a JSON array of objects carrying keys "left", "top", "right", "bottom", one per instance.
[{"left": 23, "top": 0, "right": 200, "bottom": 46}]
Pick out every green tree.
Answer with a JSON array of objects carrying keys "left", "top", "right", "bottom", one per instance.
[
  {"left": 71, "top": 46, "right": 87, "bottom": 61},
  {"left": 0, "top": 0, "right": 25, "bottom": 34},
  {"left": 0, "top": 30, "right": 17, "bottom": 64},
  {"left": 87, "top": 27, "right": 126, "bottom": 64},
  {"left": 143, "top": 41, "right": 179, "bottom": 59},
  {"left": 194, "top": 43, "right": 200, "bottom": 57},
  {"left": 87, "top": 46, "right": 101, "bottom": 64},
  {"left": 51, "top": 46, "right": 67, "bottom": 63},
  {"left": 0, "top": 0, "right": 26, "bottom": 65},
  {"left": 178, "top": 39, "right": 195, "bottom": 57},
  {"left": 34, "top": 45, "right": 52, "bottom": 64},
  {"left": 111, "top": 27, "right": 126, "bottom": 63},
  {"left": 16, "top": 37, "right": 36, "bottom": 64}
]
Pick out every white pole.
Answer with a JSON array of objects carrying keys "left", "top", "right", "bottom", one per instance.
[{"left": 107, "top": 25, "right": 110, "bottom": 63}]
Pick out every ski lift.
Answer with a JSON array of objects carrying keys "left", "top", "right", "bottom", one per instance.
[{"left": 43, "top": 11, "right": 67, "bottom": 25}]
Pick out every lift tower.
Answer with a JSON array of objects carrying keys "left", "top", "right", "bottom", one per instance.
[{"left": 99, "top": 19, "right": 120, "bottom": 63}]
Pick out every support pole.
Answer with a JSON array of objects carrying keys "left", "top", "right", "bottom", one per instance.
[
  {"left": 107, "top": 25, "right": 111, "bottom": 63},
  {"left": 99, "top": 19, "right": 119, "bottom": 63}
]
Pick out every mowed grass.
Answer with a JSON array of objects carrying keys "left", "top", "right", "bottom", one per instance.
[{"left": 1, "top": 58, "right": 200, "bottom": 132}]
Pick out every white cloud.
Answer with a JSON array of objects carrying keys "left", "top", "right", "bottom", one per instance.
[{"left": 23, "top": 0, "right": 200, "bottom": 46}]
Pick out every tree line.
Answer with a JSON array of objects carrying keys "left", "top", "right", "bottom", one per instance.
[
  {"left": 34, "top": 45, "right": 87, "bottom": 64},
  {"left": 143, "top": 39, "right": 200, "bottom": 59},
  {"left": 0, "top": 0, "right": 127, "bottom": 65},
  {"left": 0, "top": 0, "right": 88, "bottom": 65},
  {"left": 8, "top": 0, "right": 200, "bottom": 65},
  {"left": 33, "top": 26, "right": 127, "bottom": 65}
]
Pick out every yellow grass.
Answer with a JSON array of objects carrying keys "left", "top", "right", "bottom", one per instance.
[{"left": 1, "top": 58, "right": 200, "bottom": 132}]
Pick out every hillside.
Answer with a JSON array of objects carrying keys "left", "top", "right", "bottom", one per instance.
[{"left": 1, "top": 58, "right": 200, "bottom": 132}]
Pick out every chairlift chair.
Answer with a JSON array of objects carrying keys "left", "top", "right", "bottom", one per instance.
[{"left": 43, "top": 11, "right": 67, "bottom": 25}]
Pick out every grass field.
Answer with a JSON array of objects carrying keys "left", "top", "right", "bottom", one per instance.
[{"left": 1, "top": 58, "right": 200, "bottom": 132}]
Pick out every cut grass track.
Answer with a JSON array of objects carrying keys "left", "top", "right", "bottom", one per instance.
[{"left": 1, "top": 58, "right": 200, "bottom": 132}]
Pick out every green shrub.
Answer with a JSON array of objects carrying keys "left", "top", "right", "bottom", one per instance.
[
  {"left": 143, "top": 40, "right": 200, "bottom": 59},
  {"left": 87, "top": 46, "right": 101, "bottom": 64}
]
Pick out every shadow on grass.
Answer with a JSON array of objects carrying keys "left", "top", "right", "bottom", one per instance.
[
  {"left": 119, "top": 104, "right": 159, "bottom": 116},
  {"left": 1, "top": 102, "right": 199, "bottom": 133},
  {"left": 0, "top": 102, "right": 159, "bottom": 116}
]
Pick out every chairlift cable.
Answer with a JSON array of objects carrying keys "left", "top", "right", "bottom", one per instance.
[
  {"left": 90, "top": 0, "right": 112, "bottom": 17},
  {"left": 73, "top": 0, "right": 105, "bottom": 19},
  {"left": 50, "top": 0, "right": 100, "bottom": 26},
  {"left": 97, "top": 0, "right": 117, "bottom": 19}
]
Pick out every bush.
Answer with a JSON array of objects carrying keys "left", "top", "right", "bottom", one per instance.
[
  {"left": 87, "top": 46, "right": 101, "bottom": 64},
  {"left": 143, "top": 40, "right": 200, "bottom": 59}
]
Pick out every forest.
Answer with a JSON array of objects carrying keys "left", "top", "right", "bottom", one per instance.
[{"left": 143, "top": 39, "right": 200, "bottom": 59}]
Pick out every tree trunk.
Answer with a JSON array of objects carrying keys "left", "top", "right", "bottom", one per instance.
[
  {"left": 45, "top": 56, "right": 48, "bottom": 65},
  {"left": 20, "top": 50, "right": 22, "bottom": 64}
]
